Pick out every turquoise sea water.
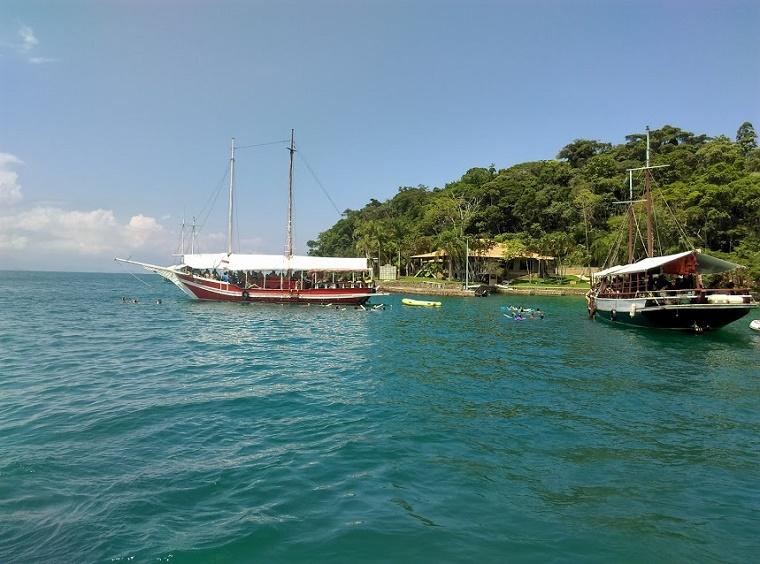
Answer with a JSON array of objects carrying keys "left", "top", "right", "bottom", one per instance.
[{"left": 1, "top": 271, "right": 759, "bottom": 562}]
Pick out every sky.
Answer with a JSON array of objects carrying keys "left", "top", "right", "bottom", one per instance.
[{"left": 1, "top": 0, "right": 758, "bottom": 272}]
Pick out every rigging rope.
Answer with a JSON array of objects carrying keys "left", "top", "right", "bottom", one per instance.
[
  {"left": 116, "top": 258, "right": 154, "bottom": 288},
  {"left": 632, "top": 208, "right": 646, "bottom": 255},
  {"left": 187, "top": 140, "right": 288, "bottom": 254},
  {"left": 659, "top": 193, "right": 695, "bottom": 249},
  {"left": 235, "top": 139, "right": 289, "bottom": 150},
  {"left": 194, "top": 165, "right": 229, "bottom": 239},
  {"left": 653, "top": 204, "right": 663, "bottom": 256},
  {"left": 182, "top": 138, "right": 345, "bottom": 256},
  {"left": 297, "top": 149, "right": 342, "bottom": 216},
  {"left": 603, "top": 214, "right": 627, "bottom": 269}
]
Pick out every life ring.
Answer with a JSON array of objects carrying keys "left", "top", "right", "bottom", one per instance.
[{"left": 241, "top": 290, "right": 249, "bottom": 301}]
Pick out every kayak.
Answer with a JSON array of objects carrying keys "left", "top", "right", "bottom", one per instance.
[
  {"left": 402, "top": 298, "right": 442, "bottom": 307},
  {"left": 750, "top": 319, "right": 760, "bottom": 332}
]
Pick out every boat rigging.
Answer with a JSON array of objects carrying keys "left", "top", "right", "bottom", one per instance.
[
  {"left": 587, "top": 127, "right": 757, "bottom": 331},
  {"left": 116, "top": 131, "right": 378, "bottom": 305}
]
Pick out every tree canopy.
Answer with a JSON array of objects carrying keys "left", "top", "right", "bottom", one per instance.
[{"left": 307, "top": 123, "right": 760, "bottom": 286}]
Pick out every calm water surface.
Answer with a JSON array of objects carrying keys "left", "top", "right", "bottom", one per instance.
[{"left": 1, "top": 271, "right": 759, "bottom": 562}]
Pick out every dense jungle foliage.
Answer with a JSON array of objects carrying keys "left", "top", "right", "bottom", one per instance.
[{"left": 307, "top": 123, "right": 760, "bottom": 285}]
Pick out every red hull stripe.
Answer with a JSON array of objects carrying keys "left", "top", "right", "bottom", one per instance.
[{"left": 174, "top": 274, "right": 374, "bottom": 304}]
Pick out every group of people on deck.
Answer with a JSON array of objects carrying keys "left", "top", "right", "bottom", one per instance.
[
  {"left": 187, "top": 268, "right": 370, "bottom": 290},
  {"left": 599, "top": 272, "right": 702, "bottom": 297}
]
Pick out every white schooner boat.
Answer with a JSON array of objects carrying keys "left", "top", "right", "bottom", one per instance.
[{"left": 116, "top": 131, "right": 377, "bottom": 305}]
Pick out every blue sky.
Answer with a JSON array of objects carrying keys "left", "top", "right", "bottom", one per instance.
[{"left": 1, "top": 0, "right": 758, "bottom": 271}]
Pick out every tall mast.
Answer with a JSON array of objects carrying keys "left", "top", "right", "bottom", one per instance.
[
  {"left": 286, "top": 129, "right": 295, "bottom": 258},
  {"left": 621, "top": 128, "right": 669, "bottom": 264},
  {"left": 227, "top": 137, "right": 235, "bottom": 255},
  {"left": 627, "top": 171, "right": 635, "bottom": 263},
  {"left": 191, "top": 216, "right": 196, "bottom": 254},
  {"left": 644, "top": 126, "right": 654, "bottom": 257},
  {"left": 180, "top": 212, "right": 185, "bottom": 255}
]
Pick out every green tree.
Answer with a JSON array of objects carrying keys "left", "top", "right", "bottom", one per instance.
[
  {"left": 557, "top": 139, "right": 611, "bottom": 168},
  {"left": 535, "top": 232, "right": 575, "bottom": 276},
  {"left": 736, "top": 121, "right": 758, "bottom": 155},
  {"left": 308, "top": 123, "right": 760, "bottom": 289}
]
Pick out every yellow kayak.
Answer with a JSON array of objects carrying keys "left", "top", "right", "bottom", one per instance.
[{"left": 402, "top": 298, "right": 442, "bottom": 307}]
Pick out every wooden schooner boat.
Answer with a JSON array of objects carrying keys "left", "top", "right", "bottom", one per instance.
[
  {"left": 116, "top": 131, "right": 376, "bottom": 305},
  {"left": 587, "top": 128, "right": 757, "bottom": 331}
]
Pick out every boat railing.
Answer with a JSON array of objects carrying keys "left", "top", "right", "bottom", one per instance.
[{"left": 599, "top": 287, "right": 753, "bottom": 304}]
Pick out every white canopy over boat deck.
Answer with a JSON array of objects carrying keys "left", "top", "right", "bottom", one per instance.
[
  {"left": 592, "top": 250, "right": 743, "bottom": 281},
  {"left": 182, "top": 253, "right": 370, "bottom": 272}
]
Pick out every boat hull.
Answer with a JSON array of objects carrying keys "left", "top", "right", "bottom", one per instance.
[
  {"left": 592, "top": 296, "right": 755, "bottom": 331},
  {"left": 170, "top": 272, "right": 374, "bottom": 305}
]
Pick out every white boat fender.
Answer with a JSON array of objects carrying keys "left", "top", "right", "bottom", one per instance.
[{"left": 629, "top": 303, "right": 637, "bottom": 317}]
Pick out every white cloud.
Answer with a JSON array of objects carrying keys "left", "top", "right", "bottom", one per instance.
[
  {"left": 28, "top": 56, "right": 58, "bottom": 64},
  {"left": 0, "top": 206, "right": 173, "bottom": 256},
  {"left": 18, "top": 25, "right": 38, "bottom": 52},
  {"left": 1, "top": 152, "right": 177, "bottom": 263},
  {"left": 4, "top": 24, "right": 57, "bottom": 64},
  {"left": 126, "top": 214, "right": 164, "bottom": 247},
  {"left": 0, "top": 153, "right": 24, "bottom": 206}
]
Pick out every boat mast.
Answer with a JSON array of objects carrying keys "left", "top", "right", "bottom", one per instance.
[
  {"left": 180, "top": 212, "right": 185, "bottom": 255},
  {"left": 644, "top": 126, "right": 654, "bottom": 257},
  {"left": 287, "top": 129, "right": 295, "bottom": 258},
  {"left": 191, "top": 216, "right": 196, "bottom": 254},
  {"left": 620, "top": 127, "right": 670, "bottom": 263},
  {"left": 227, "top": 138, "right": 235, "bottom": 255},
  {"left": 627, "top": 171, "right": 635, "bottom": 263}
]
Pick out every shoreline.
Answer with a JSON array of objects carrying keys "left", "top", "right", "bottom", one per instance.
[{"left": 378, "top": 282, "right": 587, "bottom": 297}]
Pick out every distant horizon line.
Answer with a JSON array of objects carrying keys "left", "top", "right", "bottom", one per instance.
[{"left": 0, "top": 268, "right": 158, "bottom": 275}]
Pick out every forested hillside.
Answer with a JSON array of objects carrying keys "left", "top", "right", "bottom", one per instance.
[{"left": 307, "top": 124, "right": 760, "bottom": 284}]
